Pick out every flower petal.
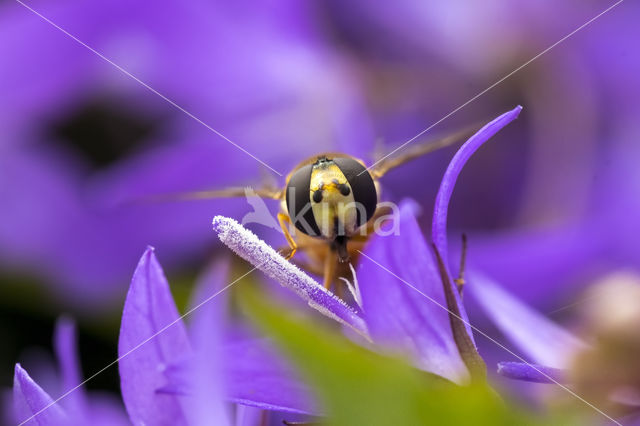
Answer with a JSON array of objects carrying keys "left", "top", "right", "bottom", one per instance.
[
  {"left": 13, "top": 364, "right": 68, "bottom": 426},
  {"left": 223, "top": 337, "right": 318, "bottom": 415},
  {"left": 358, "top": 201, "right": 469, "bottom": 383},
  {"left": 497, "top": 362, "right": 567, "bottom": 384},
  {"left": 235, "top": 405, "right": 264, "bottom": 426},
  {"left": 184, "top": 260, "right": 231, "bottom": 426},
  {"left": 432, "top": 105, "right": 522, "bottom": 264},
  {"left": 212, "top": 216, "right": 367, "bottom": 336},
  {"left": 118, "top": 247, "right": 191, "bottom": 425},
  {"left": 431, "top": 106, "right": 522, "bottom": 343},
  {"left": 468, "top": 272, "right": 587, "bottom": 368},
  {"left": 466, "top": 225, "right": 601, "bottom": 307},
  {"left": 162, "top": 336, "right": 318, "bottom": 415},
  {"left": 53, "top": 317, "right": 88, "bottom": 417}
]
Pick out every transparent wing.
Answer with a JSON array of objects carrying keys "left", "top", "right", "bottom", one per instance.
[
  {"left": 370, "top": 123, "right": 482, "bottom": 179},
  {"left": 131, "top": 185, "right": 284, "bottom": 205}
]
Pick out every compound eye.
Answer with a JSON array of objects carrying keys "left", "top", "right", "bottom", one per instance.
[
  {"left": 312, "top": 189, "right": 323, "bottom": 203},
  {"left": 332, "top": 157, "right": 378, "bottom": 227},
  {"left": 285, "top": 164, "right": 321, "bottom": 237}
]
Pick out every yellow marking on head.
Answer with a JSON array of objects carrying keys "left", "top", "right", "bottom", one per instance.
[{"left": 309, "top": 161, "right": 358, "bottom": 239}]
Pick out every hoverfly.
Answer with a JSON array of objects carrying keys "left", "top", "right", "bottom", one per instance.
[{"left": 159, "top": 126, "right": 479, "bottom": 292}]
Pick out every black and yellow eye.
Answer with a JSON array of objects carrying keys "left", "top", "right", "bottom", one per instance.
[
  {"left": 286, "top": 164, "right": 322, "bottom": 236},
  {"left": 332, "top": 157, "right": 377, "bottom": 228}
]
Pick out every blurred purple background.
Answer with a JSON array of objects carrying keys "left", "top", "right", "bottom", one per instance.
[{"left": 1, "top": 0, "right": 638, "bottom": 403}]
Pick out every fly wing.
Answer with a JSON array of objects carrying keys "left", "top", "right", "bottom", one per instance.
[
  {"left": 157, "top": 186, "right": 282, "bottom": 201},
  {"left": 369, "top": 123, "right": 482, "bottom": 179},
  {"left": 128, "top": 185, "right": 283, "bottom": 205}
]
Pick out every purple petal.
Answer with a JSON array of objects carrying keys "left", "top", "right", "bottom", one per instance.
[
  {"left": 466, "top": 224, "right": 601, "bottom": 308},
  {"left": 53, "top": 317, "right": 88, "bottom": 417},
  {"left": 432, "top": 105, "right": 522, "bottom": 264},
  {"left": 235, "top": 405, "right": 264, "bottom": 426},
  {"left": 358, "top": 201, "right": 469, "bottom": 383},
  {"left": 163, "top": 336, "right": 318, "bottom": 415},
  {"left": 468, "top": 272, "right": 587, "bottom": 368},
  {"left": 184, "top": 261, "right": 231, "bottom": 426},
  {"left": 497, "top": 362, "right": 567, "bottom": 384},
  {"left": 53, "top": 318, "right": 129, "bottom": 426},
  {"left": 212, "top": 216, "right": 367, "bottom": 336},
  {"left": 84, "top": 394, "right": 131, "bottom": 426},
  {"left": 118, "top": 247, "right": 191, "bottom": 425},
  {"left": 189, "top": 258, "right": 231, "bottom": 308},
  {"left": 13, "top": 364, "right": 67, "bottom": 426},
  {"left": 431, "top": 106, "right": 522, "bottom": 343},
  {"left": 224, "top": 337, "right": 318, "bottom": 415}
]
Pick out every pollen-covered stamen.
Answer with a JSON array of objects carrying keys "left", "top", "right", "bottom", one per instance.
[{"left": 211, "top": 216, "right": 368, "bottom": 337}]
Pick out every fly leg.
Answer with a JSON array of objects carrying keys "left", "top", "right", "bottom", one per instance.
[
  {"left": 276, "top": 240, "right": 323, "bottom": 258},
  {"left": 278, "top": 213, "right": 298, "bottom": 260},
  {"left": 323, "top": 249, "right": 337, "bottom": 291}
]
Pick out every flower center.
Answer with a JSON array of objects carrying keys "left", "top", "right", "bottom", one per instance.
[{"left": 47, "top": 98, "right": 162, "bottom": 170}]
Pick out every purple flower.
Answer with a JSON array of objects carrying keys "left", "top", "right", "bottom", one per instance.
[
  {"left": 10, "top": 247, "right": 316, "bottom": 425},
  {"left": 14, "top": 105, "right": 570, "bottom": 425},
  {"left": 11, "top": 318, "right": 129, "bottom": 425},
  {"left": 212, "top": 107, "right": 521, "bottom": 385},
  {"left": 119, "top": 247, "right": 317, "bottom": 424}
]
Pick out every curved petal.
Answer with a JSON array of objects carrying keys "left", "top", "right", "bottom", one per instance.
[
  {"left": 358, "top": 201, "right": 468, "bottom": 383},
  {"left": 469, "top": 272, "right": 587, "bottom": 368},
  {"left": 118, "top": 247, "right": 191, "bottom": 425},
  {"left": 431, "top": 106, "right": 522, "bottom": 342},
  {"left": 212, "top": 216, "right": 367, "bottom": 336},
  {"left": 432, "top": 105, "right": 522, "bottom": 264},
  {"left": 13, "top": 364, "right": 68, "bottom": 426}
]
